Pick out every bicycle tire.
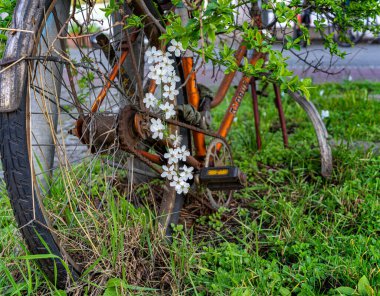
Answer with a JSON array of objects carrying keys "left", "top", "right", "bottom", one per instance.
[
  {"left": 288, "top": 91, "right": 332, "bottom": 178},
  {"left": 0, "top": 0, "right": 189, "bottom": 289},
  {"left": 0, "top": 1, "right": 80, "bottom": 288}
]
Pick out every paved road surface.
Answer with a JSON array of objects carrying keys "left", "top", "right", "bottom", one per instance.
[{"left": 279, "top": 43, "right": 380, "bottom": 83}]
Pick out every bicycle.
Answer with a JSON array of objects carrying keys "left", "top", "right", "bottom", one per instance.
[{"left": 0, "top": 0, "right": 332, "bottom": 288}]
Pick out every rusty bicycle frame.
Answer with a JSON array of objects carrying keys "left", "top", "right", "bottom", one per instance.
[
  {"left": 88, "top": 46, "right": 289, "bottom": 173},
  {"left": 87, "top": 6, "right": 290, "bottom": 173}
]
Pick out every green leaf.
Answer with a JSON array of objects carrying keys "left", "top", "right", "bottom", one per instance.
[
  {"left": 279, "top": 287, "right": 291, "bottom": 296},
  {"left": 104, "top": 278, "right": 157, "bottom": 293},
  {"left": 334, "top": 286, "right": 356, "bottom": 295},
  {"left": 103, "top": 287, "right": 118, "bottom": 296},
  {"left": 358, "top": 276, "right": 374, "bottom": 296},
  {"left": 255, "top": 30, "right": 262, "bottom": 45},
  {"left": 255, "top": 58, "right": 264, "bottom": 70},
  {"left": 106, "top": 278, "right": 128, "bottom": 289}
]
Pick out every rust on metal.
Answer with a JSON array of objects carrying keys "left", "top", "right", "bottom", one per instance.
[
  {"left": 148, "top": 79, "right": 157, "bottom": 94},
  {"left": 136, "top": 150, "right": 164, "bottom": 164},
  {"left": 250, "top": 78, "right": 262, "bottom": 150},
  {"left": 182, "top": 57, "right": 206, "bottom": 157},
  {"left": 273, "top": 84, "right": 289, "bottom": 147},
  {"left": 90, "top": 50, "right": 129, "bottom": 113},
  {"left": 218, "top": 52, "right": 265, "bottom": 139},
  {"left": 118, "top": 106, "right": 141, "bottom": 151},
  {"left": 90, "top": 30, "right": 139, "bottom": 113},
  {"left": 211, "top": 45, "right": 247, "bottom": 108},
  {"left": 80, "top": 114, "right": 117, "bottom": 153}
]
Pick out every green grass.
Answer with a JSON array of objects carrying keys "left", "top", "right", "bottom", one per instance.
[
  {"left": 0, "top": 0, "right": 16, "bottom": 56},
  {"left": 0, "top": 81, "right": 379, "bottom": 295}
]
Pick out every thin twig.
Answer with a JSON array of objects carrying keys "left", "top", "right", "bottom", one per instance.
[
  {"left": 289, "top": 48, "right": 344, "bottom": 75},
  {"left": 0, "top": 57, "right": 25, "bottom": 74},
  {"left": 0, "top": 27, "right": 33, "bottom": 33},
  {"left": 136, "top": 0, "right": 166, "bottom": 34}
]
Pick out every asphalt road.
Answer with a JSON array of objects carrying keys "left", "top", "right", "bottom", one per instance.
[{"left": 278, "top": 42, "right": 380, "bottom": 83}]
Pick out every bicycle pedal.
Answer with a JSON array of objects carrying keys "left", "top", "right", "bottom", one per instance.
[{"left": 199, "top": 166, "right": 247, "bottom": 191}]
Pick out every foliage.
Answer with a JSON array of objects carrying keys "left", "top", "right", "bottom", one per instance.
[
  {"left": 1, "top": 82, "right": 379, "bottom": 295},
  {"left": 160, "top": 0, "right": 380, "bottom": 98},
  {"left": 0, "top": 0, "right": 380, "bottom": 295},
  {"left": 0, "top": 0, "right": 15, "bottom": 56}
]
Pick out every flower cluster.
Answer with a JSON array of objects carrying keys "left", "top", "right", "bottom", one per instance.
[
  {"left": 145, "top": 40, "right": 193, "bottom": 194},
  {"left": 161, "top": 137, "right": 193, "bottom": 194}
]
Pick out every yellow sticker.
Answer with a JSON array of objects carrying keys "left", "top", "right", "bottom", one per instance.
[{"left": 207, "top": 169, "right": 229, "bottom": 176}]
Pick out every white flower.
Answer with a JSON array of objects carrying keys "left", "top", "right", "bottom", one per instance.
[
  {"left": 348, "top": 75, "right": 353, "bottom": 81},
  {"left": 159, "top": 102, "right": 176, "bottom": 119},
  {"left": 169, "top": 132, "right": 182, "bottom": 147},
  {"left": 319, "top": 90, "right": 324, "bottom": 96},
  {"left": 161, "top": 55, "right": 175, "bottom": 67},
  {"left": 0, "top": 12, "right": 9, "bottom": 20},
  {"left": 321, "top": 110, "right": 330, "bottom": 120},
  {"left": 152, "top": 67, "right": 166, "bottom": 85},
  {"left": 167, "top": 72, "right": 181, "bottom": 83},
  {"left": 161, "top": 165, "right": 176, "bottom": 180},
  {"left": 176, "top": 145, "right": 190, "bottom": 162},
  {"left": 143, "top": 93, "right": 158, "bottom": 109},
  {"left": 150, "top": 118, "right": 165, "bottom": 139},
  {"left": 261, "top": 29, "right": 272, "bottom": 38},
  {"left": 147, "top": 65, "right": 157, "bottom": 80},
  {"left": 162, "top": 70, "right": 181, "bottom": 85},
  {"left": 170, "top": 175, "right": 190, "bottom": 194},
  {"left": 146, "top": 47, "right": 165, "bottom": 64},
  {"left": 154, "top": 49, "right": 164, "bottom": 62},
  {"left": 146, "top": 46, "right": 158, "bottom": 64},
  {"left": 163, "top": 84, "right": 179, "bottom": 101},
  {"left": 164, "top": 148, "right": 180, "bottom": 164},
  {"left": 179, "top": 165, "right": 194, "bottom": 181},
  {"left": 168, "top": 40, "right": 184, "bottom": 57}
]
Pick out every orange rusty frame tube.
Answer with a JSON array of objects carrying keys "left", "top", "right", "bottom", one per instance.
[
  {"left": 182, "top": 57, "right": 207, "bottom": 157},
  {"left": 90, "top": 50, "right": 129, "bottom": 113},
  {"left": 137, "top": 150, "right": 164, "bottom": 164},
  {"left": 217, "top": 52, "right": 265, "bottom": 141},
  {"left": 211, "top": 45, "right": 247, "bottom": 108}
]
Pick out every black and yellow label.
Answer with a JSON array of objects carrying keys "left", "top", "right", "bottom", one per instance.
[{"left": 207, "top": 168, "right": 229, "bottom": 176}]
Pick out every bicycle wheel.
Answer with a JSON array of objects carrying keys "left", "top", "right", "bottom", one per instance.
[{"left": 0, "top": 0, "right": 188, "bottom": 289}]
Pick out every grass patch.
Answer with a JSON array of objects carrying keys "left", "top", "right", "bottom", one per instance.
[
  {"left": 0, "top": 81, "right": 379, "bottom": 295},
  {"left": 0, "top": 0, "right": 16, "bottom": 57}
]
